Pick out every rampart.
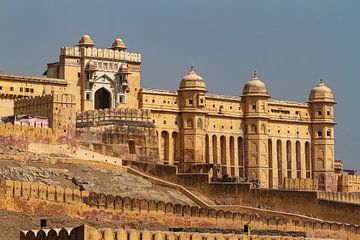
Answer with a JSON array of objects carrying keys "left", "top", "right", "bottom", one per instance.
[
  {"left": 338, "top": 174, "right": 360, "bottom": 192},
  {"left": 2, "top": 178, "right": 359, "bottom": 239},
  {"left": 76, "top": 108, "right": 152, "bottom": 126},
  {"left": 20, "top": 225, "right": 306, "bottom": 240},
  {"left": 122, "top": 161, "right": 360, "bottom": 225},
  {"left": 0, "top": 122, "right": 76, "bottom": 154},
  {"left": 61, "top": 47, "right": 142, "bottom": 63},
  {"left": 283, "top": 178, "right": 318, "bottom": 190},
  {"left": 76, "top": 108, "right": 158, "bottom": 163}
]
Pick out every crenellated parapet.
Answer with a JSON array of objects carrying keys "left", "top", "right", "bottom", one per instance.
[
  {"left": 338, "top": 174, "right": 360, "bottom": 192},
  {"left": 0, "top": 178, "right": 359, "bottom": 239},
  {"left": 317, "top": 191, "right": 360, "bottom": 204},
  {"left": 283, "top": 178, "right": 318, "bottom": 190},
  {"left": 20, "top": 225, "right": 306, "bottom": 240},
  {"left": 61, "top": 47, "right": 142, "bottom": 63},
  {"left": 0, "top": 179, "right": 89, "bottom": 204},
  {"left": 76, "top": 108, "right": 152, "bottom": 126}
]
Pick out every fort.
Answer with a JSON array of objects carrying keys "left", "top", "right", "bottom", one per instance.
[{"left": 0, "top": 35, "right": 358, "bottom": 239}]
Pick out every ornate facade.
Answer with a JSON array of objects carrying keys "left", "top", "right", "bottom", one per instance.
[{"left": 0, "top": 35, "right": 337, "bottom": 190}]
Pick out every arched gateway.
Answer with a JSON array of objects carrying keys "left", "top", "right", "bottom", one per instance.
[{"left": 94, "top": 88, "right": 111, "bottom": 109}]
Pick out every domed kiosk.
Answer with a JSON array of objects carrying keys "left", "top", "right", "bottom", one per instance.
[
  {"left": 242, "top": 71, "right": 269, "bottom": 97},
  {"left": 309, "top": 79, "right": 335, "bottom": 103},
  {"left": 111, "top": 37, "right": 127, "bottom": 51},
  {"left": 77, "top": 34, "right": 95, "bottom": 47},
  {"left": 179, "top": 66, "right": 207, "bottom": 92}
]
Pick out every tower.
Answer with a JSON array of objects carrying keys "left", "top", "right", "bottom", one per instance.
[
  {"left": 242, "top": 72, "right": 270, "bottom": 188},
  {"left": 178, "top": 67, "right": 207, "bottom": 172},
  {"left": 309, "top": 80, "right": 336, "bottom": 191}
]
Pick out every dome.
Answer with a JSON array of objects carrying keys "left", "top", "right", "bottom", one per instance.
[
  {"left": 242, "top": 71, "right": 269, "bottom": 96},
  {"left": 309, "top": 79, "right": 334, "bottom": 102},
  {"left": 179, "top": 66, "right": 207, "bottom": 91},
  {"left": 85, "top": 61, "right": 97, "bottom": 71},
  {"left": 112, "top": 37, "right": 127, "bottom": 50},
  {"left": 78, "top": 34, "right": 95, "bottom": 47},
  {"left": 117, "top": 63, "right": 130, "bottom": 74}
]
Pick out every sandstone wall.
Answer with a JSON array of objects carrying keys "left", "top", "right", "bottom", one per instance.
[
  {"left": 2, "top": 179, "right": 359, "bottom": 239},
  {"left": 76, "top": 108, "right": 159, "bottom": 163},
  {"left": 0, "top": 122, "right": 76, "bottom": 154},
  {"left": 20, "top": 225, "right": 305, "bottom": 240}
]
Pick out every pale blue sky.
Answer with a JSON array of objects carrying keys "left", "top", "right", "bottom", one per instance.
[{"left": 0, "top": 0, "right": 359, "bottom": 171}]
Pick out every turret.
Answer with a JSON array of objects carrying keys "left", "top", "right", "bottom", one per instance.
[
  {"left": 111, "top": 37, "right": 127, "bottom": 51},
  {"left": 241, "top": 71, "right": 270, "bottom": 188},
  {"left": 309, "top": 79, "right": 336, "bottom": 191},
  {"left": 77, "top": 34, "right": 95, "bottom": 48},
  {"left": 178, "top": 67, "right": 207, "bottom": 171}
]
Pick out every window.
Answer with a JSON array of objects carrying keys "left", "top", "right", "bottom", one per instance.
[
  {"left": 252, "top": 104, "right": 256, "bottom": 110},
  {"left": 25, "top": 88, "right": 29, "bottom": 92},
  {"left": 20, "top": 87, "right": 23, "bottom": 92},
  {"left": 77, "top": 72, "right": 80, "bottom": 77},
  {"left": 86, "top": 93, "right": 91, "bottom": 100},
  {"left": 163, "top": 120, "right": 166, "bottom": 124},
  {"left": 0, "top": 86, "right": 2, "bottom": 90},
  {"left": 152, "top": 99, "right": 155, "bottom": 103},
  {"left": 189, "top": 99, "right": 193, "bottom": 104},
  {"left": 200, "top": 99, "right": 204, "bottom": 104},
  {"left": 327, "top": 111, "right": 331, "bottom": 116},
  {"left": 10, "top": 87, "right": 14, "bottom": 91},
  {"left": 327, "top": 130, "right": 331, "bottom": 137},
  {"left": 30, "top": 88, "right": 34, "bottom": 93},
  {"left": 318, "top": 110, "right": 322, "bottom": 116},
  {"left": 318, "top": 131, "right": 322, "bottom": 137},
  {"left": 118, "top": 94, "right": 126, "bottom": 103},
  {"left": 86, "top": 72, "right": 92, "bottom": 80}
]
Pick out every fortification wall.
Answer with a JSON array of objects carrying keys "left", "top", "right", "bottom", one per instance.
[
  {"left": 338, "top": 174, "right": 360, "bottom": 192},
  {"left": 0, "top": 122, "right": 75, "bottom": 154},
  {"left": 20, "top": 225, "right": 306, "bottom": 240},
  {"left": 122, "top": 161, "right": 360, "bottom": 225},
  {"left": 76, "top": 108, "right": 159, "bottom": 163},
  {"left": 2, "top": 179, "right": 359, "bottom": 239},
  {"left": 283, "top": 178, "right": 318, "bottom": 190}
]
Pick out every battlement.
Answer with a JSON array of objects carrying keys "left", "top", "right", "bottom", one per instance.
[
  {"left": 0, "top": 179, "right": 89, "bottom": 204},
  {"left": 283, "top": 178, "right": 318, "bottom": 190},
  {"left": 269, "top": 99, "right": 308, "bottom": 107},
  {"left": 338, "top": 174, "right": 360, "bottom": 192},
  {"left": 76, "top": 108, "right": 152, "bottom": 124},
  {"left": 61, "top": 47, "right": 142, "bottom": 63},
  {"left": 317, "top": 191, "right": 360, "bottom": 204},
  {"left": 14, "top": 93, "right": 76, "bottom": 106},
  {"left": 20, "top": 225, "right": 306, "bottom": 240}
]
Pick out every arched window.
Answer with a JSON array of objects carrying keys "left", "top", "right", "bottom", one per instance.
[
  {"left": 197, "top": 118, "right": 203, "bottom": 129},
  {"left": 187, "top": 119, "right": 193, "bottom": 128},
  {"left": 128, "top": 140, "right": 136, "bottom": 154}
]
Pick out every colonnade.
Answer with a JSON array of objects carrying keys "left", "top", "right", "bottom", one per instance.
[{"left": 157, "top": 130, "right": 312, "bottom": 189}]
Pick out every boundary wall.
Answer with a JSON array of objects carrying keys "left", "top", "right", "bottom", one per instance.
[
  {"left": 20, "top": 225, "right": 306, "bottom": 240},
  {"left": 0, "top": 122, "right": 75, "bottom": 154},
  {"left": 1, "top": 179, "right": 359, "bottom": 239}
]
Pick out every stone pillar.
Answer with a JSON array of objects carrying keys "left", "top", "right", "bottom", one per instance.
[
  {"left": 300, "top": 140, "right": 307, "bottom": 179},
  {"left": 234, "top": 137, "right": 239, "bottom": 177},
  {"left": 226, "top": 135, "right": 231, "bottom": 175},
  {"left": 169, "top": 133, "right": 174, "bottom": 165},
  {"left": 208, "top": 134, "right": 213, "bottom": 164},
  {"left": 291, "top": 140, "right": 297, "bottom": 178}
]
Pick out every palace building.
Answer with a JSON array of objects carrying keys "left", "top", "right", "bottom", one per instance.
[{"left": 0, "top": 35, "right": 337, "bottom": 190}]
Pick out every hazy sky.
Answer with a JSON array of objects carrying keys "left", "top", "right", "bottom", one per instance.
[{"left": 0, "top": 0, "right": 359, "bottom": 171}]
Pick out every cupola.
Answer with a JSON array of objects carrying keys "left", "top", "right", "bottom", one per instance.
[
  {"left": 77, "top": 34, "right": 95, "bottom": 47},
  {"left": 116, "top": 63, "right": 131, "bottom": 75},
  {"left": 179, "top": 66, "right": 207, "bottom": 91},
  {"left": 242, "top": 71, "right": 269, "bottom": 96},
  {"left": 111, "top": 37, "right": 127, "bottom": 50},
  {"left": 309, "top": 79, "right": 335, "bottom": 102}
]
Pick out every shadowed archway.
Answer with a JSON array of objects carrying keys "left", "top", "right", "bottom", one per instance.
[{"left": 94, "top": 88, "right": 111, "bottom": 109}]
